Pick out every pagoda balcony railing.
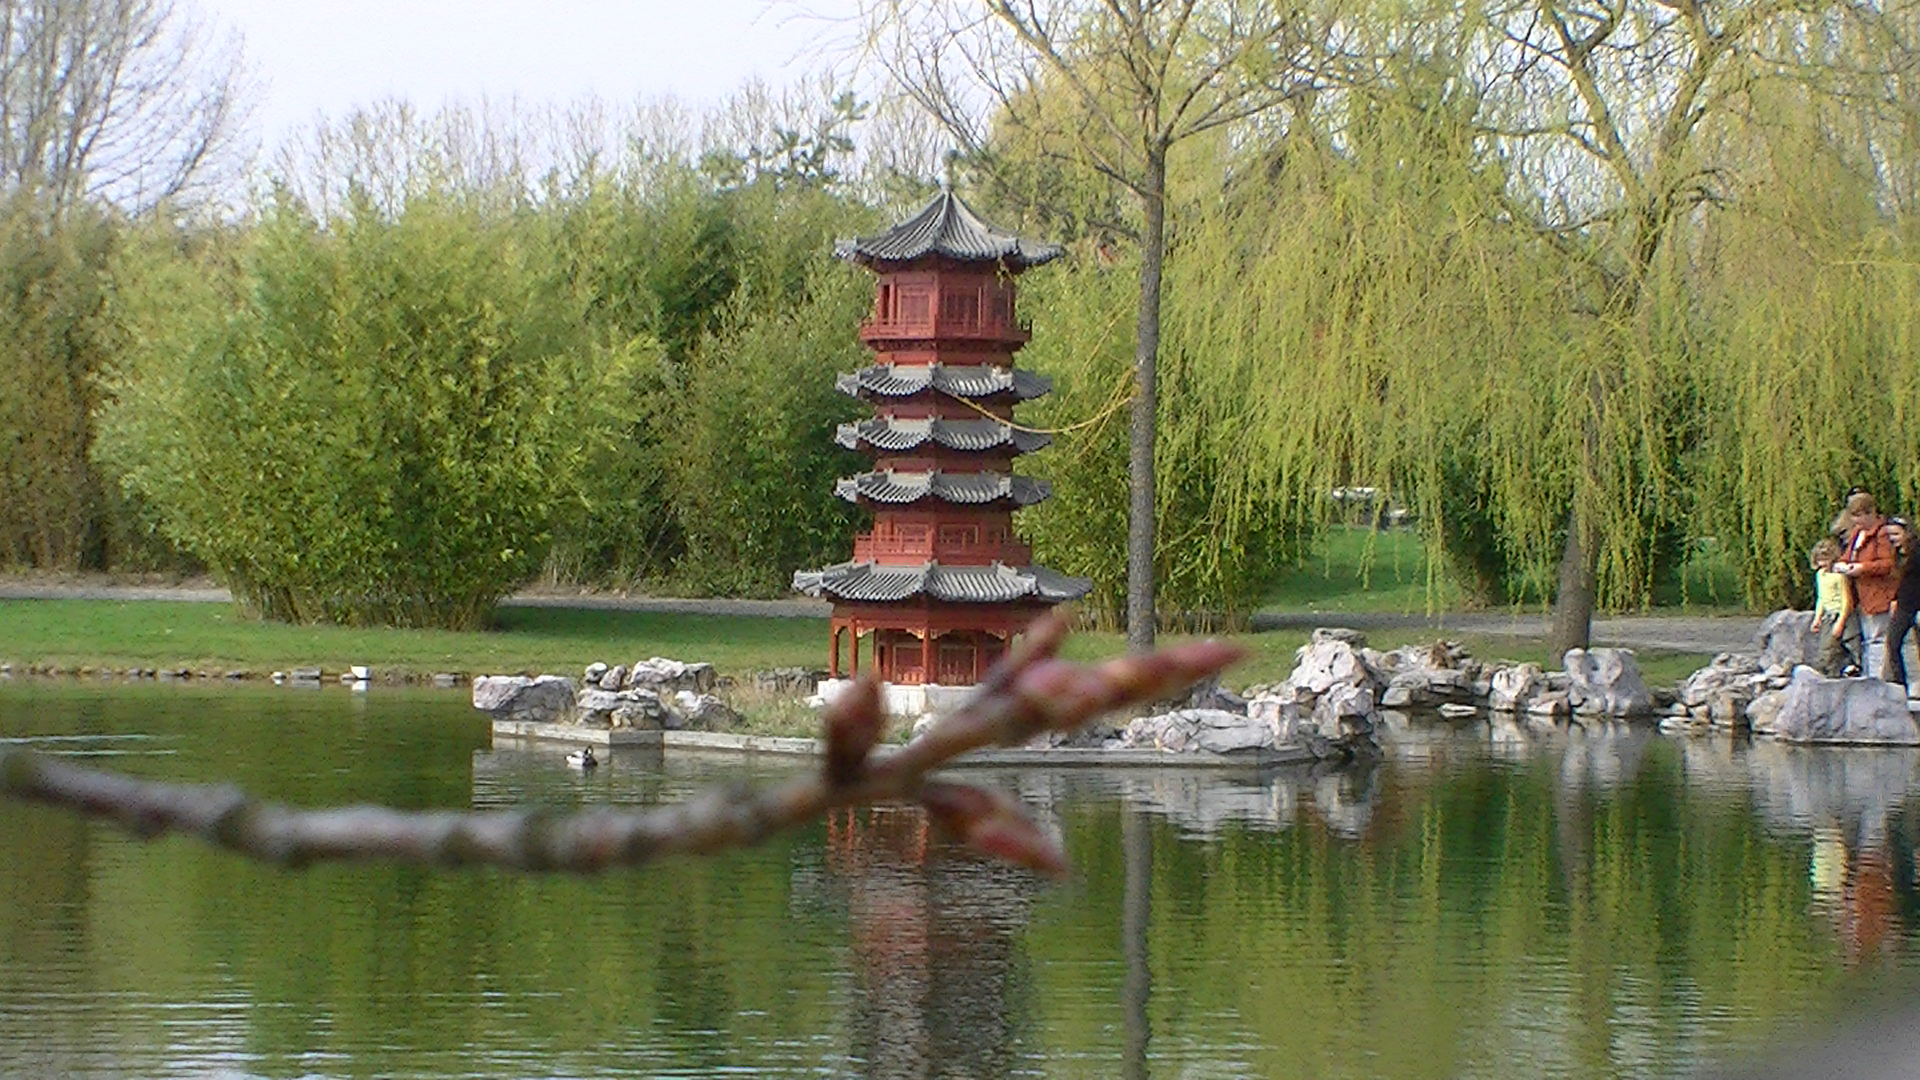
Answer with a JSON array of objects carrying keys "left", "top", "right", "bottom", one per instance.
[
  {"left": 852, "top": 535, "right": 1034, "bottom": 565},
  {"left": 857, "top": 315, "right": 1033, "bottom": 346}
]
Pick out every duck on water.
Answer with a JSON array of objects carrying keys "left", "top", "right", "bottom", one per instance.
[{"left": 565, "top": 747, "right": 597, "bottom": 770}]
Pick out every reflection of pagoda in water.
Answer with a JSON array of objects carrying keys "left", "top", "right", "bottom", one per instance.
[{"left": 820, "top": 806, "right": 1038, "bottom": 1078}]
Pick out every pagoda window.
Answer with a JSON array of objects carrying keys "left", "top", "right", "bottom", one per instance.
[
  {"left": 989, "top": 287, "right": 1012, "bottom": 327},
  {"left": 899, "top": 288, "right": 930, "bottom": 322},
  {"left": 985, "top": 526, "right": 1005, "bottom": 545},
  {"left": 896, "top": 523, "right": 929, "bottom": 544},
  {"left": 876, "top": 283, "right": 894, "bottom": 321},
  {"left": 938, "top": 524, "right": 978, "bottom": 546},
  {"left": 941, "top": 288, "right": 980, "bottom": 327}
]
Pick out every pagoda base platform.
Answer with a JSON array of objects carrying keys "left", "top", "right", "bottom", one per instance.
[{"left": 814, "top": 677, "right": 978, "bottom": 717}]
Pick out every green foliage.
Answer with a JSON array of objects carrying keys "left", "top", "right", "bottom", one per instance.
[
  {"left": 1018, "top": 248, "right": 1305, "bottom": 628},
  {"left": 0, "top": 196, "right": 115, "bottom": 568},
  {"left": 665, "top": 265, "right": 869, "bottom": 596},
  {"left": 98, "top": 194, "right": 638, "bottom": 628},
  {"left": 540, "top": 151, "right": 879, "bottom": 591},
  {"left": 1686, "top": 107, "right": 1920, "bottom": 608},
  {"left": 22, "top": 38, "right": 1920, "bottom": 622}
]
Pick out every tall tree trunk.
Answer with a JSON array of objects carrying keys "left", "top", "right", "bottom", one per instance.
[
  {"left": 1126, "top": 146, "right": 1166, "bottom": 652},
  {"left": 1548, "top": 499, "right": 1596, "bottom": 658}
]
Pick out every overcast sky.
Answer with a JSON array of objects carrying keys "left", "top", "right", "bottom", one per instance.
[{"left": 200, "top": 0, "right": 860, "bottom": 147}]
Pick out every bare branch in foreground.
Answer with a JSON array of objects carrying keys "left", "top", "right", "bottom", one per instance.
[{"left": 0, "top": 612, "right": 1241, "bottom": 875}]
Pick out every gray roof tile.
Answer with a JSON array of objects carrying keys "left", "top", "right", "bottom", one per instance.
[
  {"left": 834, "top": 470, "right": 1051, "bottom": 506},
  {"left": 792, "top": 561, "right": 1092, "bottom": 603},
  {"left": 836, "top": 417, "right": 1051, "bottom": 454},
  {"left": 837, "top": 363, "right": 1052, "bottom": 401},
  {"left": 836, "top": 191, "right": 1062, "bottom": 270}
]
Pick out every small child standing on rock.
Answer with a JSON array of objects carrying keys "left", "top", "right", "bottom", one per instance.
[{"left": 1811, "top": 537, "right": 1858, "bottom": 677}]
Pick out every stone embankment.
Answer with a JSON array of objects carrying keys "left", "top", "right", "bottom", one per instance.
[
  {"left": 1090, "top": 628, "right": 1663, "bottom": 761},
  {"left": 473, "top": 657, "right": 742, "bottom": 731},
  {"left": 474, "top": 609, "right": 1920, "bottom": 758},
  {"left": 1661, "top": 609, "right": 1920, "bottom": 745}
]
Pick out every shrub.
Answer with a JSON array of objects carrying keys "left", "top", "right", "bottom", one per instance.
[
  {"left": 98, "top": 194, "right": 637, "bottom": 628},
  {"left": 666, "top": 267, "right": 867, "bottom": 596},
  {"left": 0, "top": 197, "right": 116, "bottom": 569}
]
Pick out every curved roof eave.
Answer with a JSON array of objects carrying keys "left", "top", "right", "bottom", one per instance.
[{"left": 834, "top": 191, "right": 1062, "bottom": 270}]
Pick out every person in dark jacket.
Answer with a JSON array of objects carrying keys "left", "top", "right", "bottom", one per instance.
[{"left": 1882, "top": 517, "right": 1920, "bottom": 696}]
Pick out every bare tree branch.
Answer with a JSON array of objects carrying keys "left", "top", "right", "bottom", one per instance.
[
  {"left": 0, "top": 0, "right": 250, "bottom": 215},
  {"left": 0, "top": 613, "right": 1241, "bottom": 875}
]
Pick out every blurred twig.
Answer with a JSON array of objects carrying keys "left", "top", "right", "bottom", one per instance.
[{"left": 0, "top": 612, "right": 1239, "bottom": 875}]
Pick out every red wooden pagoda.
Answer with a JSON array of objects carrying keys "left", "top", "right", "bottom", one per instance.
[{"left": 794, "top": 191, "right": 1089, "bottom": 688}]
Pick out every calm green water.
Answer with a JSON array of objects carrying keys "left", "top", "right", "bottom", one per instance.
[{"left": 3, "top": 681, "right": 1919, "bottom": 1079}]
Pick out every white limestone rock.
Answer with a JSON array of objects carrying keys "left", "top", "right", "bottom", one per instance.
[
  {"left": 1678, "top": 652, "right": 1765, "bottom": 708},
  {"left": 1122, "top": 708, "right": 1277, "bottom": 754},
  {"left": 1563, "top": 648, "right": 1654, "bottom": 717},
  {"left": 1525, "top": 691, "right": 1571, "bottom": 718},
  {"left": 1745, "top": 687, "right": 1790, "bottom": 735},
  {"left": 1312, "top": 682, "right": 1375, "bottom": 732},
  {"left": 1247, "top": 691, "right": 1310, "bottom": 746},
  {"left": 1180, "top": 674, "right": 1249, "bottom": 713},
  {"left": 472, "top": 675, "right": 577, "bottom": 724},
  {"left": 670, "top": 691, "right": 740, "bottom": 731},
  {"left": 1767, "top": 668, "right": 1920, "bottom": 745},
  {"left": 1287, "top": 636, "right": 1380, "bottom": 698},
  {"left": 1379, "top": 681, "right": 1425, "bottom": 709},
  {"left": 1489, "top": 663, "right": 1545, "bottom": 712},
  {"left": 575, "top": 687, "right": 669, "bottom": 729},
  {"left": 625, "top": 657, "right": 717, "bottom": 694},
  {"left": 1754, "top": 609, "right": 1822, "bottom": 672}
]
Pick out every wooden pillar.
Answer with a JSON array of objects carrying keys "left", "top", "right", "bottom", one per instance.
[
  {"left": 851, "top": 620, "right": 860, "bottom": 675},
  {"left": 829, "top": 624, "right": 842, "bottom": 679},
  {"left": 921, "top": 628, "right": 932, "bottom": 685}
]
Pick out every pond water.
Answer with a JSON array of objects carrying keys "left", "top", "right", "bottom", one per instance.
[{"left": 3, "top": 681, "right": 1919, "bottom": 1079}]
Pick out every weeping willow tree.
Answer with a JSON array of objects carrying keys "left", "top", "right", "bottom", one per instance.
[
  {"left": 1015, "top": 231, "right": 1307, "bottom": 630},
  {"left": 1130, "top": 0, "right": 1920, "bottom": 628},
  {"left": 1005, "top": 0, "right": 1920, "bottom": 629},
  {"left": 1689, "top": 69, "right": 1920, "bottom": 608},
  {"left": 1161, "top": 59, "right": 1608, "bottom": 612}
]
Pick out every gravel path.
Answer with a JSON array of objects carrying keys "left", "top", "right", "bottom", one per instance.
[
  {"left": 0, "top": 579, "right": 1761, "bottom": 655},
  {"left": 0, "top": 580, "right": 830, "bottom": 618}
]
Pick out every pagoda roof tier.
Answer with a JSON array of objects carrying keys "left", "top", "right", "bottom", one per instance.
[
  {"left": 837, "top": 363, "right": 1052, "bottom": 401},
  {"left": 793, "top": 560, "right": 1091, "bottom": 604},
  {"left": 836, "top": 416, "right": 1052, "bottom": 455},
  {"left": 835, "top": 191, "right": 1062, "bottom": 270},
  {"left": 835, "top": 470, "right": 1050, "bottom": 507}
]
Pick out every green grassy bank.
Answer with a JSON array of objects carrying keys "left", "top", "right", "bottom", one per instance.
[
  {"left": 1264, "top": 525, "right": 1747, "bottom": 614},
  {"left": 0, "top": 595, "right": 1710, "bottom": 693}
]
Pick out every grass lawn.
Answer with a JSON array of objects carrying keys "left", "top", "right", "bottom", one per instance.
[
  {"left": 0, "top": 595, "right": 1710, "bottom": 694},
  {"left": 1263, "top": 526, "right": 1463, "bottom": 613},
  {"left": 1263, "top": 525, "right": 1748, "bottom": 615},
  {"left": 0, "top": 599, "right": 825, "bottom": 679}
]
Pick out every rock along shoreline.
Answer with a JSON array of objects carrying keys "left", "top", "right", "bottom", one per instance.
[{"left": 473, "top": 610, "right": 1920, "bottom": 767}]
